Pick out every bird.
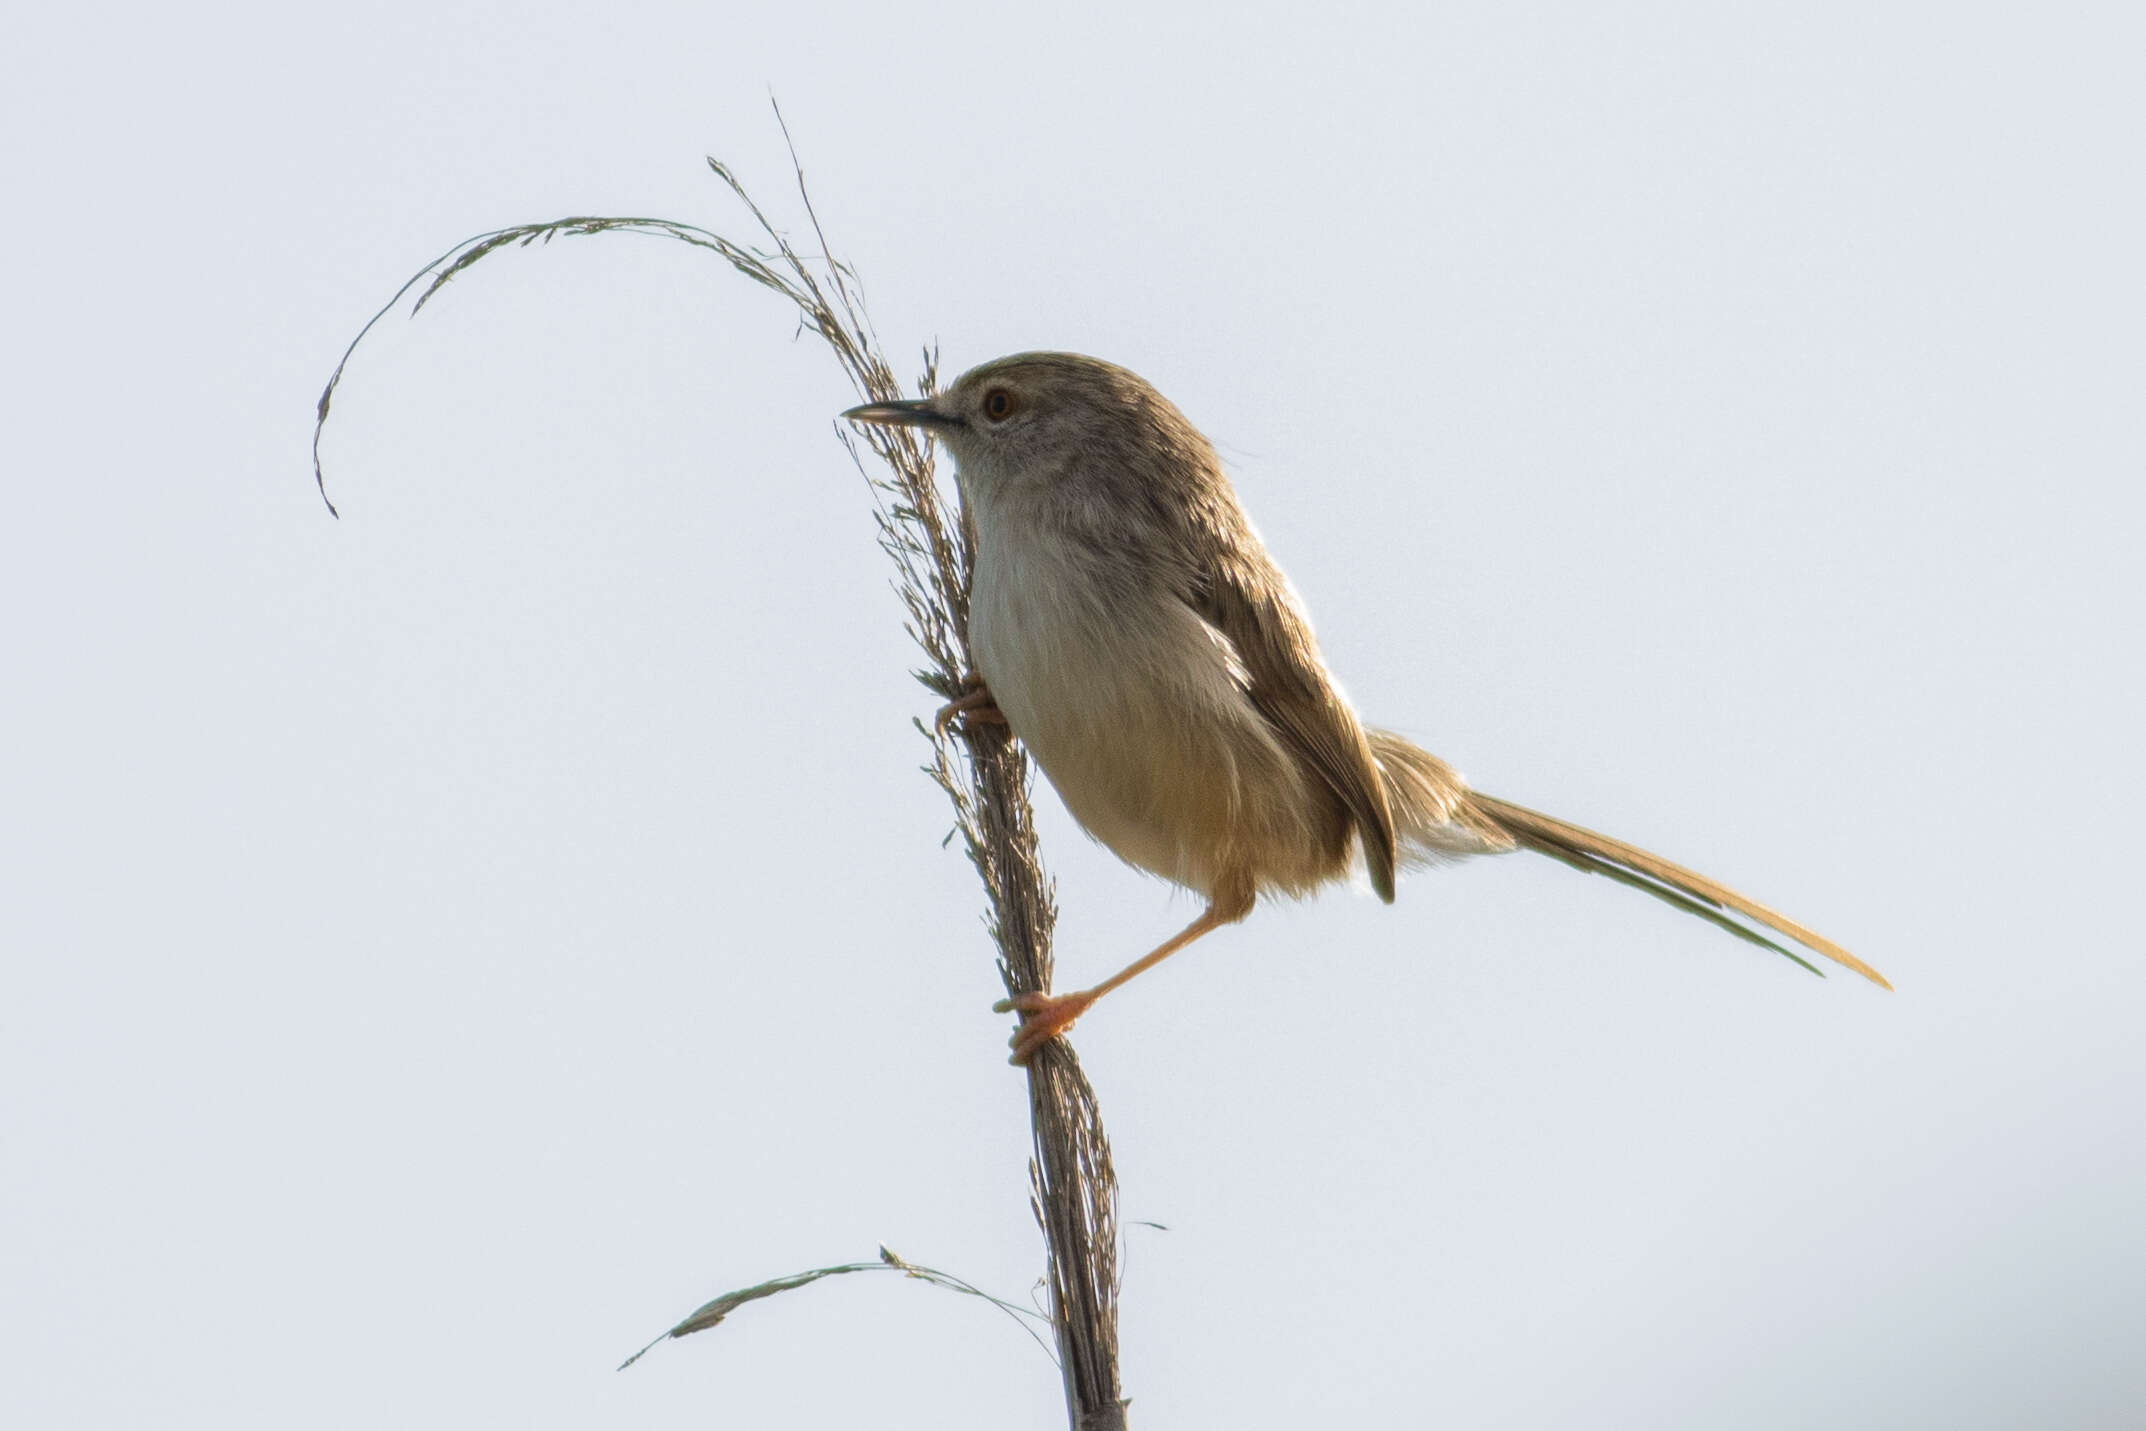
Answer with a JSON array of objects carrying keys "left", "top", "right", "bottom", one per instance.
[{"left": 844, "top": 353, "right": 1889, "bottom": 1061}]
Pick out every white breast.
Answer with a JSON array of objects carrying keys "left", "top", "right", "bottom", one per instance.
[{"left": 967, "top": 499, "right": 1302, "bottom": 898}]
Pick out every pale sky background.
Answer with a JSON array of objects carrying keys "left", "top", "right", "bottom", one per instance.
[{"left": 5, "top": 3, "right": 2143, "bottom": 1427}]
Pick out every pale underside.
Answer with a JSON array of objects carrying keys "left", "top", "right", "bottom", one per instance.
[{"left": 968, "top": 517, "right": 1500, "bottom": 903}]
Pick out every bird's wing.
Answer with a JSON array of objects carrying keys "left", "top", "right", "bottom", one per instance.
[{"left": 1187, "top": 551, "right": 1400, "bottom": 901}]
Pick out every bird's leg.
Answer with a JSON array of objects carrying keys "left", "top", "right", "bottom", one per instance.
[
  {"left": 933, "top": 676, "right": 1007, "bottom": 737},
  {"left": 996, "top": 881, "right": 1256, "bottom": 1063}
]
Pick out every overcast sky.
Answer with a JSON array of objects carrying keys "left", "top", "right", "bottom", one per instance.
[{"left": 6, "top": 3, "right": 2143, "bottom": 1427}]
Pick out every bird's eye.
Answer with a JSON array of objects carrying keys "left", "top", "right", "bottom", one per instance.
[{"left": 982, "top": 387, "right": 1017, "bottom": 422}]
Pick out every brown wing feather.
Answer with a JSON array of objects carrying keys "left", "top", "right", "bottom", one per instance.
[{"left": 1190, "top": 551, "right": 1400, "bottom": 902}]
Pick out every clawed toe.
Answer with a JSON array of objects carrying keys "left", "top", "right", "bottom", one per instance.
[
  {"left": 933, "top": 679, "right": 1008, "bottom": 737},
  {"left": 994, "top": 990, "right": 1099, "bottom": 1063}
]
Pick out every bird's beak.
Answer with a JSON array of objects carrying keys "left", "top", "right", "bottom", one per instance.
[{"left": 842, "top": 397, "right": 963, "bottom": 430}]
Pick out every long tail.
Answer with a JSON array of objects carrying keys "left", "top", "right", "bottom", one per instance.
[
  {"left": 1467, "top": 791, "right": 1891, "bottom": 988},
  {"left": 1365, "top": 729, "right": 1889, "bottom": 989}
]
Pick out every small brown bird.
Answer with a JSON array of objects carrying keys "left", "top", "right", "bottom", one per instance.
[{"left": 846, "top": 353, "right": 1889, "bottom": 1061}]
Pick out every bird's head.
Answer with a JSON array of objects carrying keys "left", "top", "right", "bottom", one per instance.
[{"left": 843, "top": 352, "right": 1209, "bottom": 505}]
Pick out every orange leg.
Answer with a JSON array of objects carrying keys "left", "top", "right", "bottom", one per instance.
[
  {"left": 934, "top": 680, "right": 1007, "bottom": 737},
  {"left": 996, "top": 880, "right": 1256, "bottom": 1063}
]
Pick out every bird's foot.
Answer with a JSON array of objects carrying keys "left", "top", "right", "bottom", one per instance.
[
  {"left": 993, "top": 989, "right": 1099, "bottom": 1064},
  {"left": 933, "top": 680, "right": 1007, "bottom": 737}
]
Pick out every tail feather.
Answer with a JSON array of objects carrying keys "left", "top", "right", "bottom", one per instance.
[
  {"left": 1467, "top": 791, "right": 1892, "bottom": 990},
  {"left": 1368, "top": 730, "right": 1515, "bottom": 864}
]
